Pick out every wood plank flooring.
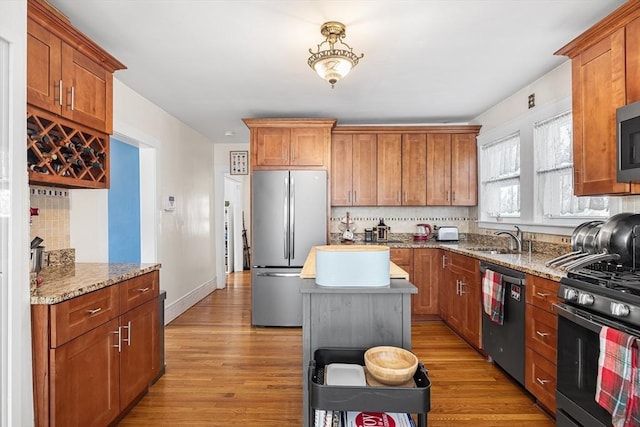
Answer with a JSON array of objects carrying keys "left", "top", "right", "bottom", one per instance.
[{"left": 119, "top": 272, "right": 554, "bottom": 426}]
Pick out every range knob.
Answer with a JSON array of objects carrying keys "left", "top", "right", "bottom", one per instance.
[
  {"left": 578, "top": 292, "right": 595, "bottom": 306},
  {"left": 611, "top": 302, "right": 630, "bottom": 317},
  {"left": 563, "top": 288, "right": 578, "bottom": 302}
]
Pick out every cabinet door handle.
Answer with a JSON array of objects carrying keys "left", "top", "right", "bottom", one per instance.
[
  {"left": 536, "top": 292, "right": 550, "bottom": 298},
  {"left": 348, "top": 191, "right": 351, "bottom": 204},
  {"left": 58, "top": 80, "right": 63, "bottom": 106},
  {"left": 112, "top": 328, "right": 122, "bottom": 353},
  {"left": 70, "top": 86, "right": 75, "bottom": 111},
  {"left": 354, "top": 190, "right": 358, "bottom": 204},
  {"left": 459, "top": 281, "right": 466, "bottom": 295},
  {"left": 122, "top": 321, "right": 132, "bottom": 346},
  {"left": 138, "top": 287, "right": 150, "bottom": 293},
  {"left": 87, "top": 307, "right": 102, "bottom": 315},
  {"left": 442, "top": 255, "right": 449, "bottom": 269},
  {"left": 451, "top": 191, "right": 455, "bottom": 202},
  {"left": 536, "top": 330, "right": 550, "bottom": 338},
  {"left": 397, "top": 191, "right": 401, "bottom": 203},
  {"left": 536, "top": 377, "right": 551, "bottom": 385},
  {"left": 447, "top": 190, "right": 450, "bottom": 201}
]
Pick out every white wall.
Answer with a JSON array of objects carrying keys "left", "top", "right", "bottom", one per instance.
[
  {"left": 1, "top": 1, "right": 34, "bottom": 425},
  {"left": 70, "top": 79, "right": 218, "bottom": 323}
]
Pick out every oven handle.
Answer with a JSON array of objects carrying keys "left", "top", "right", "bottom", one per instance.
[{"left": 554, "top": 302, "right": 640, "bottom": 337}]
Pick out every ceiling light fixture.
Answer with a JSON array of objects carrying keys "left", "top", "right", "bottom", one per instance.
[{"left": 308, "top": 21, "right": 364, "bottom": 88}]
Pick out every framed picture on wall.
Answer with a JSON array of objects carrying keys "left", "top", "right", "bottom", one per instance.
[{"left": 230, "top": 151, "right": 248, "bottom": 175}]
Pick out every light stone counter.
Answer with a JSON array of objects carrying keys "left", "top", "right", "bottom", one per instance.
[{"left": 31, "top": 262, "right": 161, "bottom": 304}]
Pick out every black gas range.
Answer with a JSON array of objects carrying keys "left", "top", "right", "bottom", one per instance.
[
  {"left": 556, "top": 262, "right": 640, "bottom": 427},
  {"left": 559, "top": 263, "right": 640, "bottom": 328}
]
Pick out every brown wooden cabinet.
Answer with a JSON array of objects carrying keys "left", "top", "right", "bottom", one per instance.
[
  {"left": 334, "top": 125, "right": 480, "bottom": 206},
  {"left": 32, "top": 271, "right": 160, "bottom": 427},
  {"left": 243, "top": 118, "right": 336, "bottom": 170},
  {"left": 524, "top": 274, "right": 561, "bottom": 415},
  {"left": 401, "top": 134, "right": 427, "bottom": 205},
  {"left": 556, "top": 1, "right": 640, "bottom": 195},
  {"left": 441, "top": 252, "right": 481, "bottom": 349},
  {"left": 412, "top": 249, "right": 440, "bottom": 315},
  {"left": 426, "top": 133, "right": 478, "bottom": 206},
  {"left": 390, "top": 248, "right": 413, "bottom": 282},
  {"left": 376, "top": 133, "right": 403, "bottom": 206},
  {"left": 27, "top": 0, "right": 125, "bottom": 135},
  {"left": 331, "top": 133, "right": 377, "bottom": 206}
]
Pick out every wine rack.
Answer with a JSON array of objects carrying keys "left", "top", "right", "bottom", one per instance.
[{"left": 27, "top": 108, "right": 109, "bottom": 189}]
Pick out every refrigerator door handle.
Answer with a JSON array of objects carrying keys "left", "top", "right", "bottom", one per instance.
[
  {"left": 256, "top": 272, "right": 300, "bottom": 278},
  {"left": 290, "top": 175, "right": 295, "bottom": 260},
  {"left": 283, "top": 175, "right": 289, "bottom": 260}
]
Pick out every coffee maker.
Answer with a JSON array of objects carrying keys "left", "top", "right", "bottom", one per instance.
[{"left": 375, "top": 218, "right": 389, "bottom": 242}]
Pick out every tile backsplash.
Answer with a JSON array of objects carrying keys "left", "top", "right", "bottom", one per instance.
[{"left": 30, "top": 186, "right": 70, "bottom": 251}]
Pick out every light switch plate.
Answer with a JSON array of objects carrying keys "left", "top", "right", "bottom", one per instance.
[{"left": 164, "top": 195, "right": 176, "bottom": 211}]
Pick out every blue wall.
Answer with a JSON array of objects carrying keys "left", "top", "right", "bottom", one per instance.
[{"left": 108, "top": 138, "right": 141, "bottom": 263}]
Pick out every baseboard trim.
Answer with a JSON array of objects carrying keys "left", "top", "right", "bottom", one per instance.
[{"left": 164, "top": 278, "right": 217, "bottom": 324}]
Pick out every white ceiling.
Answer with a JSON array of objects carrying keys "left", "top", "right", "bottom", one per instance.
[{"left": 48, "top": 0, "right": 626, "bottom": 144}]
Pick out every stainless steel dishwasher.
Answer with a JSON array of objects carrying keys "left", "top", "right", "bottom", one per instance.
[{"left": 479, "top": 261, "right": 526, "bottom": 386}]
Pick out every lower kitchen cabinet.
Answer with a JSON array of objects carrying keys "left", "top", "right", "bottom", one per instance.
[
  {"left": 412, "top": 249, "right": 440, "bottom": 315},
  {"left": 32, "top": 270, "right": 160, "bottom": 427},
  {"left": 524, "top": 274, "right": 560, "bottom": 415},
  {"left": 441, "top": 252, "right": 481, "bottom": 349},
  {"left": 390, "top": 248, "right": 413, "bottom": 281}
]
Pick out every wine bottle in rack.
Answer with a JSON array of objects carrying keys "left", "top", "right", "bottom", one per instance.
[
  {"left": 95, "top": 151, "right": 107, "bottom": 159},
  {"left": 29, "top": 164, "right": 49, "bottom": 174}
]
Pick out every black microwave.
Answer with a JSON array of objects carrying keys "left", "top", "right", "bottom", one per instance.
[{"left": 617, "top": 100, "right": 640, "bottom": 182}]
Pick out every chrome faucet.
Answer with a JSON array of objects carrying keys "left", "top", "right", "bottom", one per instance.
[{"left": 495, "top": 225, "right": 523, "bottom": 253}]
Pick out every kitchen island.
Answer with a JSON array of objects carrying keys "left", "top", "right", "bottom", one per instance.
[{"left": 299, "top": 247, "right": 419, "bottom": 427}]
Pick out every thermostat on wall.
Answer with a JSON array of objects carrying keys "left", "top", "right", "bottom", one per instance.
[{"left": 164, "top": 195, "right": 176, "bottom": 211}]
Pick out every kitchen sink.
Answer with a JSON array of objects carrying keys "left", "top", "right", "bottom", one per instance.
[{"left": 466, "top": 247, "right": 515, "bottom": 255}]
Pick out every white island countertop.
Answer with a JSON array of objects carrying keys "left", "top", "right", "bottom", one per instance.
[{"left": 299, "top": 245, "right": 409, "bottom": 280}]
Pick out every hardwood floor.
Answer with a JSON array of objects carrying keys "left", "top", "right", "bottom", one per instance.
[{"left": 119, "top": 271, "right": 554, "bottom": 426}]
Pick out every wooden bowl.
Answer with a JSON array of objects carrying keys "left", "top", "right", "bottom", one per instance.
[{"left": 364, "top": 346, "right": 418, "bottom": 386}]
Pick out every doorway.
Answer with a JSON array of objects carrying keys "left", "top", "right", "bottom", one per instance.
[{"left": 224, "top": 174, "right": 244, "bottom": 273}]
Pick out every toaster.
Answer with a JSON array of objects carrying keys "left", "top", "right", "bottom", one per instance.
[{"left": 436, "top": 226, "right": 459, "bottom": 242}]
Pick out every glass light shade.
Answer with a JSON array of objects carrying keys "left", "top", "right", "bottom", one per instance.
[{"left": 312, "top": 55, "right": 354, "bottom": 85}]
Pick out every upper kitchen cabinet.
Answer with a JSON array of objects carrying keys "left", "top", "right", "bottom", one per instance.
[
  {"left": 331, "top": 133, "right": 377, "bottom": 206},
  {"left": 377, "top": 133, "right": 403, "bottom": 206},
  {"left": 27, "top": 0, "right": 126, "bottom": 134},
  {"left": 243, "top": 118, "right": 336, "bottom": 170},
  {"left": 426, "top": 131, "right": 480, "bottom": 206},
  {"left": 401, "top": 133, "right": 427, "bottom": 206},
  {"left": 555, "top": 1, "right": 640, "bottom": 195},
  {"left": 377, "top": 132, "right": 427, "bottom": 206}
]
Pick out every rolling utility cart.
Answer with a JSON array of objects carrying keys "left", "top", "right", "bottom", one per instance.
[{"left": 309, "top": 348, "right": 431, "bottom": 426}]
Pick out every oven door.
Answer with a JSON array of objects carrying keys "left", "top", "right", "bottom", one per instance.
[{"left": 555, "top": 302, "right": 639, "bottom": 427}]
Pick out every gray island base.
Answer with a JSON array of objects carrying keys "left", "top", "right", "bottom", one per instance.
[{"left": 301, "top": 278, "right": 418, "bottom": 427}]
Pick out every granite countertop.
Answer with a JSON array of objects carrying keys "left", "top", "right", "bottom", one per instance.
[
  {"left": 330, "top": 237, "right": 566, "bottom": 282},
  {"left": 31, "top": 262, "right": 162, "bottom": 305}
]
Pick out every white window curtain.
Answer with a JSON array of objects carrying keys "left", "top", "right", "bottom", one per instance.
[
  {"left": 534, "top": 111, "right": 608, "bottom": 219},
  {"left": 480, "top": 132, "right": 520, "bottom": 218}
]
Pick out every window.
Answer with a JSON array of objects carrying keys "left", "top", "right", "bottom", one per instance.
[
  {"left": 480, "top": 132, "right": 520, "bottom": 218},
  {"left": 534, "top": 111, "right": 608, "bottom": 219}
]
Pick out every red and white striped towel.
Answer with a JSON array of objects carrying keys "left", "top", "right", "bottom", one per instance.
[
  {"left": 595, "top": 326, "right": 640, "bottom": 427},
  {"left": 481, "top": 269, "right": 504, "bottom": 325}
]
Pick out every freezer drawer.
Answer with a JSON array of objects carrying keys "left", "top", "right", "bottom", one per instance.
[{"left": 252, "top": 268, "right": 303, "bottom": 327}]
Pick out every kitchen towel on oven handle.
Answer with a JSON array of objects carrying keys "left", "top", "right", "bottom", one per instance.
[
  {"left": 482, "top": 269, "right": 504, "bottom": 325},
  {"left": 595, "top": 326, "right": 640, "bottom": 427}
]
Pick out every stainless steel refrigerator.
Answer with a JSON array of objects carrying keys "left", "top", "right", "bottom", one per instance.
[{"left": 251, "top": 170, "right": 327, "bottom": 326}]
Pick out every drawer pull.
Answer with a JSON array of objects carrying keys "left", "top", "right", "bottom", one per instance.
[
  {"left": 536, "top": 292, "right": 550, "bottom": 298},
  {"left": 536, "top": 330, "right": 550, "bottom": 338},
  {"left": 87, "top": 308, "right": 102, "bottom": 315},
  {"left": 112, "top": 328, "right": 121, "bottom": 353},
  {"left": 536, "top": 377, "right": 551, "bottom": 385},
  {"left": 138, "top": 287, "right": 150, "bottom": 293}
]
